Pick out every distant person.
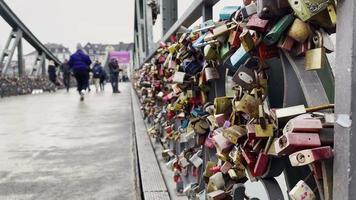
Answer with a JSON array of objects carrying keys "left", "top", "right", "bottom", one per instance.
[
  {"left": 48, "top": 60, "right": 58, "bottom": 86},
  {"left": 100, "top": 68, "right": 107, "bottom": 91},
  {"left": 60, "top": 59, "right": 71, "bottom": 92},
  {"left": 92, "top": 61, "right": 104, "bottom": 92},
  {"left": 108, "top": 58, "right": 122, "bottom": 93},
  {"left": 68, "top": 44, "right": 92, "bottom": 101}
]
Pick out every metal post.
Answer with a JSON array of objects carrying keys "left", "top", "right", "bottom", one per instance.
[
  {"left": 161, "top": 0, "right": 177, "bottom": 35},
  {"left": 17, "top": 37, "right": 24, "bottom": 76},
  {"left": 41, "top": 54, "right": 46, "bottom": 77},
  {"left": 145, "top": 0, "right": 154, "bottom": 52},
  {"left": 333, "top": 0, "right": 356, "bottom": 199}
]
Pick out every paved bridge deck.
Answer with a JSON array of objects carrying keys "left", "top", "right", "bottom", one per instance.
[{"left": 0, "top": 83, "right": 137, "bottom": 200}]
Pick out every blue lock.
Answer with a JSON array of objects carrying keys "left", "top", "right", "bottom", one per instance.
[
  {"left": 224, "top": 46, "right": 251, "bottom": 76},
  {"left": 183, "top": 59, "right": 203, "bottom": 76},
  {"left": 191, "top": 107, "right": 205, "bottom": 117},
  {"left": 219, "top": 6, "right": 241, "bottom": 21}
]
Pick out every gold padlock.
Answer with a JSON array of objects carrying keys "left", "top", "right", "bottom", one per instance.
[
  {"left": 287, "top": 18, "right": 310, "bottom": 43},
  {"left": 235, "top": 93, "right": 259, "bottom": 118},
  {"left": 255, "top": 124, "right": 274, "bottom": 137},
  {"left": 239, "top": 29, "right": 255, "bottom": 52},
  {"left": 223, "top": 125, "right": 247, "bottom": 144},
  {"left": 305, "top": 31, "right": 326, "bottom": 71},
  {"left": 327, "top": 4, "right": 337, "bottom": 26},
  {"left": 214, "top": 96, "right": 233, "bottom": 115}
]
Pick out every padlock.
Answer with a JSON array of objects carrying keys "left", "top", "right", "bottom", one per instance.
[
  {"left": 253, "top": 136, "right": 274, "bottom": 177},
  {"left": 235, "top": 93, "right": 259, "bottom": 118},
  {"left": 246, "top": 14, "right": 269, "bottom": 33},
  {"left": 255, "top": 124, "right": 274, "bottom": 137},
  {"left": 225, "top": 45, "right": 251, "bottom": 76},
  {"left": 213, "top": 132, "right": 234, "bottom": 153},
  {"left": 213, "top": 22, "right": 237, "bottom": 38},
  {"left": 232, "top": 61, "right": 257, "bottom": 91},
  {"left": 289, "top": 146, "right": 333, "bottom": 167},
  {"left": 283, "top": 117, "right": 323, "bottom": 134},
  {"left": 288, "top": 0, "right": 330, "bottom": 22},
  {"left": 239, "top": 29, "right": 255, "bottom": 52},
  {"left": 305, "top": 30, "right": 326, "bottom": 70},
  {"left": 204, "top": 44, "right": 219, "bottom": 60},
  {"left": 222, "top": 125, "right": 247, "bottom": 144},
  {"left": 220, "top": 161, "right": 233, "bottom": 174},
  {"left": 204, "top": 161, "right": 217, "bottom": 178},
  {"left": 294, "top": 41, "right": 309, "bottom": 56},
  {"left": 205, "top": 66, "right": 220, "bottom": 81},
  {"left": 209, "top": 172, "right": 225, "bottom": 190},
  {"left": 241, "top": 147, "right": 257, "bottom": 170},
  {"left": 320, "top": 28, "right": 335, "bottom": 53},
  {"left": 228, "top": 28, "right": 242, "bottom": 49},
  {"left": 277, "top": 35, "right": 295, "bottom": 51},
  {"left": 219, "top": 42, "right": 230, "bottom": 60},
  {"left": 257, "top": 0, "right": 291, "bottom": 20},
  {"left": 274, "top": 132, "right": 321, "bottom": 155},
  {"left": 289, "top": 180, "right": 316, "bottom": 200},
  {"left": 219, "top": 6, "right": 241, "bottom": 21},
  {"left": 207, "top": 190, "right": 227, "bottom": 200},
  {"left": 240, "top": 2, "right": 257, "bottom": 19},
  {"left": 189, "top": 151, "right": 204, "bottom": 168},
  {"left": 263, "top": 14, "right": 295, "bottom": 45},
  {"left": 326, "top": 3, "right": 337, "bottom": 26},
  {"left": 287, "top": 18, "right": 311, "bottom": 43},
  {"left": 275, "top": 105, "right": 307, "bottom": 119},
  {"left": 193, "top": 33, "right": 207, "bottom": 49},
  {"left": 258, "top": 43, "right": 279, "bottom": 60},
  {"left": 214, "top": 96, "right": 233, "bottom": 115},
  {"left": 182, "top": 59, "right": 203, "bottom": 75}
]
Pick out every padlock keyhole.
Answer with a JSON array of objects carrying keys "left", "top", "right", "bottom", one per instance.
[{"left": 294, "top": 1, "right": 298, "bottom": 5}]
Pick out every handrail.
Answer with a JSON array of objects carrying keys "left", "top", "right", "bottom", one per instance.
[
  {"left": 0, "top": 0, "right": 62, "bottom": 66},
  {"left": 140, "top": 0, "right": 220, "bottom": 66}
]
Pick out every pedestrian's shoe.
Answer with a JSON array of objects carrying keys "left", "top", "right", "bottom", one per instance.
[{"left": 80, "top": 90, "right": 85, "bottom": 101}]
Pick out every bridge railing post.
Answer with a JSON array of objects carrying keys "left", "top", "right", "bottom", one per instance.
[{"left": 333, "top": 0, "right": 356, "bottom": 199}]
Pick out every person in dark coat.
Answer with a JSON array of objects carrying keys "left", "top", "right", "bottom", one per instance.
[
  {"left": 60, "top": 59, "right": 71, "bottom": 92},
  {"left": 108, "top": 58, "right": 122, "bottom": 93},
  {"left": 100, "top": 67, "right": 107, "bottom": 91},
  {"left": 68, "top": 44, "right": 92, "bottom": 101},
  {"left": 48, "top": 60, "right": 58, "bottom": 86}
]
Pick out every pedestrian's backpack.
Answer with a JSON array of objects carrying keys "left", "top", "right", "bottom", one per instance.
[{"left": 93, "top": 66, "right": 102, "bottom": 78}]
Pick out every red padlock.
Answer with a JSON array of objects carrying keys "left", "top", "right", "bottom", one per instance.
[
  {"left": 289, "top": 146, "right": 333, "bottom": 167},
  {"left": 258, "top": 43, "right": 279, "bottom": 60},
  {"left": 209, "top": 166, "right": 221, "bottom": 174},
  {"left": 253, "top": 137, "right": 273, "bottom": 177},
  {"left": 274, "top": 132, "right": 321, "bottom": 156},
  {"left": 241, "top": 147, "right": 257, "bottom": 170}
]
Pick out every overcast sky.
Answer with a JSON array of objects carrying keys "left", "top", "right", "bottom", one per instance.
[{"left": 0, "top": 0, "right": 238, "bottom": 53}]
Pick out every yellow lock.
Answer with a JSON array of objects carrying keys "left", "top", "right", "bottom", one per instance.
[
  {"left": 255, "top": 124, "right": 274, "bottom": 137},
  {"left": 327, "top": 4, "right": 337, "bottom": 26},
  {"left": 287, "top": 18, "right": 310, "bottom": 43},
  {"left": 239, "top": 29, "right": 255, "bottom": 52},
  {"left": 235, "top": 93, "right": 259, "bottom": 118},
  {"left": 214, "top": 96, "right": 233, "bottom": 115},
  {"left": 305, "top": 30, "right": 326, "bottom": 70},
  {"left": 223, "top": 125, "right": 247, "bottom": 144}
]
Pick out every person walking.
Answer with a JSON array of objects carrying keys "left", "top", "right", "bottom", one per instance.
[
  {"left": 60, "top": 59, "right": 71, "bottom": 92},
  {"left": 100, "top": 67, "right": 107, "bottom": 91},
  {"left": 108, "top": 58, "right": 121, "bottom": 93},
  {"left": 92, "top": 61, "right": 103, "bottom": 92},
  {"left": 68, "top": 44, "right": 92, "bottom": 101},
  {"left": 48, "top": 60, "right": 58, "bottom": 86}
]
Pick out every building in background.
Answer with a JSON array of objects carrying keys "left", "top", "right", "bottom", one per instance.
[
  {"left": 24, "top": 43, "right": 71, "bottom": 74},
  {"left": 82, "top": 42, "right": 133, "bottom": 63}
]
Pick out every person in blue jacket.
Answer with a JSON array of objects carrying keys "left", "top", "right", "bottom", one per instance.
[{"left": 68, "top": 44, "right": 92, "bottom": 101}]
